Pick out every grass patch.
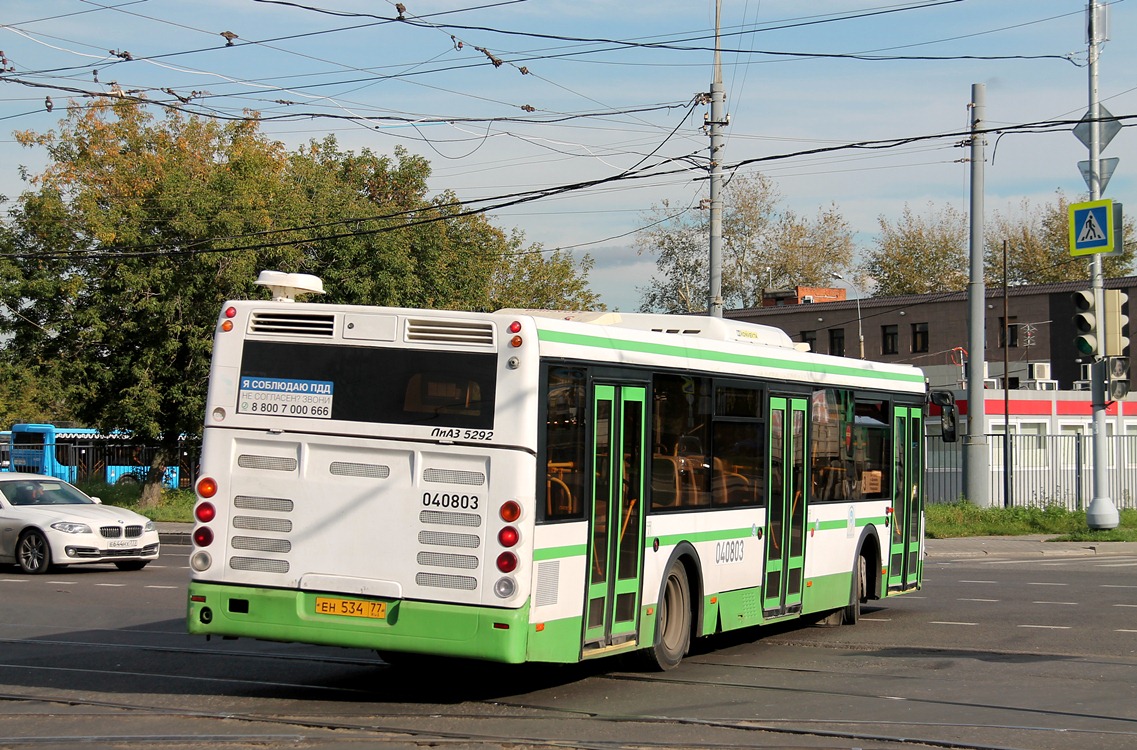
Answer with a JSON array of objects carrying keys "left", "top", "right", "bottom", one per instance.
[
  {"left": 76, "top": 481, "right": 196, "bottom": 523},
  {"left": 926, "top": 502, "right": 1137, "bottom": 542}
]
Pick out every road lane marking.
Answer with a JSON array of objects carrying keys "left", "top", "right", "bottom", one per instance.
[
  {"left": 1097, "top": 562, "right": 1137, "bottom": 567},
  {"left": 930, "top": 621, "right": 977, "bottom": 626},
  {"left": 1113, "top": 604, "right": 1137, "bottom": 608},
  {"left": 959, "top": 580, "right": 998, "bottom": 584},
  {"left": 1033, "top": 601, "right": 1078, "bottom": 605},
  {"left": 1116, "top": 629, "right": 1137, "bottom": 633},
  {"left": 144, "top": 585, "right": 178, "bottom": 590},
  {"left": 958, "top": 598, "right": 999, "bottom": 602},
  {"left": 0, "top": 579, "right": 27, "bottom": 583},
  {"left": 1102, "top": 584, "right": 1137, "bottom": 588},
  {"left": 1017, "top": 625, "right": 1071, "bottom": 630},
  {"left": 1027, "top": 582, "right": 1068, "bottom": 586},
  {"left": 94, "top": 583, "right": 126, "bottom": 587}
]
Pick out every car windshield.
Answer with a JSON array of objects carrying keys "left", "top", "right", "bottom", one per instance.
[{"left": 1, "top": 480, "right": 94, "bottom": 506}]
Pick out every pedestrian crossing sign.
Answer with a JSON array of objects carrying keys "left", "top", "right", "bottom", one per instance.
[{"left": 1069, "top": 199, "right": 1117, "bottom": 256}]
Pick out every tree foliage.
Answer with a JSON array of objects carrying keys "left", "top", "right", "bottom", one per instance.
[
  {"left": 985, "top": 191, "right": 1135, "bottom": 284},
  {"left": 636, "top": 173, "right": 854, "bottom": 313},
  {"left": 0, "top": 99, "right": 598, "bottom": 502},
  {"left": 860, "top": 202, "right": 969, "bottom": 297}
]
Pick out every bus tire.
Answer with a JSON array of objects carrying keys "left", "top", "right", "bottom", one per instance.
[
  {"left": 646, "top": 561, "right": 691, "bottom": 671},
  {"left": 843, "top": 554, "right": 866, "bottom": 626},
  {"left": 16, "top": 530, "right": 51, "bottom": 575}
]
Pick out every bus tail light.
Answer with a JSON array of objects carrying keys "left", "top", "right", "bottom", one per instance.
[
  {"left": 197, "top": 477, "right": 218, "bottom": 498},
  {"left": 193, "top": 527, "right": 214, "bottom": 547},
  {"left": 494, "top": 577, "right": 516, "bottom": 598},
  {"left": 496, "top": 551, "right": 518, "bottom": 573},
  {"left": 500, "top": 500, "right": 521, "bottom": 522},
  {"left": 498, "top": 526, "right": 519, "bottom": 548},
  {"left": 195, "top": 502, "right": 216, "bottom": 523}
]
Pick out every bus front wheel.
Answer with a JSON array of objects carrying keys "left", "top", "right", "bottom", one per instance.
[{"left": 645, "top": 561, "right": 691, "bottom": 671}]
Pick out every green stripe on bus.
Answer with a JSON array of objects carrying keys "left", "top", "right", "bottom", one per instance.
[
  {"left": 813, "top": 516, "right": 887, "bottom": 532},
  {"left": 654, "top": 526, "right": 755, "bottom": 547},
  {"left": 537, "top": 329, "right": 925, "bottom": 384},
  {"left": 534, "top": 544, "right": 588, "bottom": 561}
]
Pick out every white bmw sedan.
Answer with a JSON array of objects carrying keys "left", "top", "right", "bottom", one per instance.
[{"left": 0, "top": 474, "right": 160, "bottom": 574}]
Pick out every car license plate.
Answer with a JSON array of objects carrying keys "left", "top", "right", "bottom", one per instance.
[
  {"left": 314, "top": 597, "right": 386, "bottom": 619},
  {"left": 108, "top": 540, "right": 138, "bottom": 549}
]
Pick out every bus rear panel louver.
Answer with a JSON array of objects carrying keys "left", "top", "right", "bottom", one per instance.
[
  {"left": 250, "top": 311, "right": 335, "bottom": 337},
  {"left": 405, "top": 318, "right": 495, "bottom": 346}
]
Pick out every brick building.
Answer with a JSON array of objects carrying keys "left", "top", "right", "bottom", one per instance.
[{"left": 725, "top": 277, "right": 1137, "bottom": 392}]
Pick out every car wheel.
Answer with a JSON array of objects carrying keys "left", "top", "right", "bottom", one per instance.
[
  {"left": 16, "top": 530, "right": 51, "bottom": 574},
  {"left": 114, "top": 561, "right": 149, "bottom": 571}
]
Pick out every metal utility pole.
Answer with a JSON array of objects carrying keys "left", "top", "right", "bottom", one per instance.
[
  {"left": 964, "top": 83, "right": 990, "bottom": 508},
  {"left": 707, "top": 0, "right": 726, "bottom": 317},
  {"left": 1085, "top": 0, "right": 1120, "bottom": 529}
]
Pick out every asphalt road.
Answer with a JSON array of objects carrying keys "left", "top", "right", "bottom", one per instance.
[{"left": 0, "top": 542, "right": 1134, "bottom": 749}]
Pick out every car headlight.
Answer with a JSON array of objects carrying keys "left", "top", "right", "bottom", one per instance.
[
  {"left": 144, "top": 521, "right": 156, "bottom": 532},
  {"left": 51, "top": 521, "right": 92, "bottom": 534}
]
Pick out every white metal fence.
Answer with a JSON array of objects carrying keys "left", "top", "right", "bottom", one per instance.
[{"left": 927, "top": 433, "right": 1137, "bottom": 509}]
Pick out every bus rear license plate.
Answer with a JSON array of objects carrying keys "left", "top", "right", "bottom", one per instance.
[{"left": 315, "top": 597, "right": 387, "bottom": 619}]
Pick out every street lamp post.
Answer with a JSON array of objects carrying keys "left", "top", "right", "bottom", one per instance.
[{"left": 832, "top": 273, "right": 865, "bottom": 359}]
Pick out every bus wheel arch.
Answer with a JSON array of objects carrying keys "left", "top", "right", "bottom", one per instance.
[{"left": 643, "top": 543, "right": 701, "bottom": 671}]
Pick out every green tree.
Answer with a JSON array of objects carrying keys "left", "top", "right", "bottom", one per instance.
[
  {"left": 635, "top": 199, "right": 708, "bottom": 314},
  {"left": 636, "top": 174, "right": 854, "bottom": 312},
  {"left": 2, "top": 99, "right": 596, "bottom": 503},
  {"left": 860, "top": 202, "right": 969, "bottom": 297},
  {"left": 488, "top": 237, "right": 601, "bottom": 311}
]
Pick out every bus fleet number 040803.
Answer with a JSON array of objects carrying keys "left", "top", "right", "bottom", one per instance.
[{"left": 422, "top": 493, "right": 480, "bottom": 510}]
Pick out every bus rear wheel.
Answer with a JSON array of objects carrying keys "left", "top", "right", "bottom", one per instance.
[
  {"left": 645, "top": 561, "right": 691, "bottom": 671},
  {"left": 843, "top": 554, "right": 866, "bottom": 626}
]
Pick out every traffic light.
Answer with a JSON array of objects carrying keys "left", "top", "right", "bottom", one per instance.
[
  {"left": 1103, "top": 289, "right": 1129, "bottom": 357},
  {"left": 1108, "top": 356, "right": 1130, "bottom": 401},
  {"left": 1072, "top": 289, "right": 1098, "bottom": 356}
]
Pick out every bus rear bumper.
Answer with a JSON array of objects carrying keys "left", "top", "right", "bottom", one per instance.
[{"left": 186, "top": 581, "right": 530, "bottom": 663}]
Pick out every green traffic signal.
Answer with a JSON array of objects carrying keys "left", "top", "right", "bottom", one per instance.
[{"left": 1072, "top": 289, "right": 1098, "bottom": 356}]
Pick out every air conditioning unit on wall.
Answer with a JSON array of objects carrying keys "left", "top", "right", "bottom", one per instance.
[{"left": 1028, "top": 362, "right": 1051, "bottom": 381}]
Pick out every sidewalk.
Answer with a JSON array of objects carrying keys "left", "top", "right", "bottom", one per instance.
[
  {"left": 158, "top": 523, "right": 1137, "bottom": 559},
  {"left": 926, "top": 535, "right": 1137, "bottom": 559},
  {"left": 157, "top": 522, "right": 191, "bottom": 547}
]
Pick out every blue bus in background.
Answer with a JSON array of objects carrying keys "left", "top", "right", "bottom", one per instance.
[{"left": 7, "top": 423, "right": 182, "bottom": 488}]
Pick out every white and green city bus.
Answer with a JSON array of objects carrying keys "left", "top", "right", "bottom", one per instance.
[{"left": 187, "top": 274, "right": 939, "bottom": 669}]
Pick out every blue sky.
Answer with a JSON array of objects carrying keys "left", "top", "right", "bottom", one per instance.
[{"left": 1, "top": 1, "right": 1134, "bottom": 310}]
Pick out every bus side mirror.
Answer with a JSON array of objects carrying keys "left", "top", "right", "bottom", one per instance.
[{"left": 929, "top": 391, "right": 957, "bottom": 443}]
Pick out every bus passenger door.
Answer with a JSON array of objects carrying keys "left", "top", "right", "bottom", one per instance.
[
  {"left": 888, "top": 406, "right": 923, "bottom": 591},
  {"left": 583, "top": 384, "right": 647, "bottom": 652},
  {"left": 763, "top": 396, "right": 808, "bottom": 617}
]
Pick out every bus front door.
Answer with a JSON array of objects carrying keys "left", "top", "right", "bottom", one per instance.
[
  {"left": 583, "top": 384, "right": 647, "bottom": 653},
  {"left": 763, "top": 396, "right": 808, "bottom": 617},
  {"left": 888, "top": 405, "right": 923, "bottom": 591}
]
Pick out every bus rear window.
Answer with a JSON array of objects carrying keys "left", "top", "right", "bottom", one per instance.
[{"left": 239, "top": 341, "right": 496, "bottom": 429}]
